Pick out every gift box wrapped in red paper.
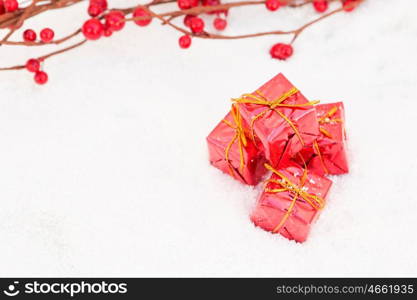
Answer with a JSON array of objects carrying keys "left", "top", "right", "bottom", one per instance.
[
  {"left": 250, "top": 162, "right": 332, "bottom": 243},
  {"left": 232, "top": 73, "right": 320, "bottom": 168},
  {"left": 207, "top": 104, "right": 267, "bottom": 185},
  {"left": 296, "top": 102, "right": 349, "bottom": 176}
]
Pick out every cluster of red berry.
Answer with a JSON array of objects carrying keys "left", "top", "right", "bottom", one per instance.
[
  {"left": 313, "top": 0, "right": 357, "bottom": 12},
  {"left": 80, "top": 0, "right": 228, "bottom": 50},
  {"left": 23, "top": 28, "right": 55, "bottom": 43},
  {"left": 83, "top": 1, "right": 152, "bottom": 40},
  {"left": 178, "top": 0, "right": 228, "bottom": 48},
  {"left": 25, "top": 59, "right": 48, "bottom": 85}
]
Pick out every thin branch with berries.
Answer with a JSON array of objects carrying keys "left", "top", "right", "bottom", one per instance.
[{"left": 0, "top": 0, "right": 364, "bottom": 84}]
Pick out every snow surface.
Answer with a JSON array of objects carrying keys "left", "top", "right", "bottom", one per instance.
[{"left": 0, "top": 0, "right": 416, "bottom": 277}]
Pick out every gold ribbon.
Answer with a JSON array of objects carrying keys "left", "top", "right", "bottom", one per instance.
[
  {"left": 313, "top": 105, "right": 343, "bottom": 174},
  {"left": 318, "top": 106, "right": 343, "bottom": 139},
  {"left": 263, "top": 163, "right": 325, "bottom": 233},
  {"left": 222, "top": 104, "right": 248, "bottom": 178},
  {"left": 232, "top": 88, "right": 319, "bottom": 147},
  {"left": 313, "top": 140, "right": 329, "bottom": 175}
]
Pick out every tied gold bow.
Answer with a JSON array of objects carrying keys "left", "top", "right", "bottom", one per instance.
[
  {"left": 232, "top": 87, "right": 319, "bottom": 148},
  {"left": 318, "top": 106, "right": 343, "bottom": 139},
  {"left": 263, "top": 163, "right": 325, "bottom": 234},
  {"left": 222, "top": 104, "right": 248, "bottom": 178}
]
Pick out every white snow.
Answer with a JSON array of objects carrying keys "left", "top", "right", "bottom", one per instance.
[{"left": 0, "top": 0, "right": 416, "bottom": 277}]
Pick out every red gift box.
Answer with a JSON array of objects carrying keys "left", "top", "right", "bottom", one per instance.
[
  {"left": 233, "top": 73, "right": 320, "bottom": 168},
  {"left": 296, "top": 102, "right": 349, "bottom": 176},
  {"left": 250, "top": 162, "right": 332, "bottom": 243},
  {"left": 207, "top": 104, "right": 267, "bottom": 185}
]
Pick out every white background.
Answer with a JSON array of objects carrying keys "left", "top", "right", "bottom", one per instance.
[{"left": 0, "top": 0, "right": 416, "bottom": 277}]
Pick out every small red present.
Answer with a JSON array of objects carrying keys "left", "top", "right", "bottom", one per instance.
[
  {"left": 250, "top": 162, "right": 332, "bottom": 243},
  {"left": 296, "top": 102, "right": 349, "bottom": 176},
  {"left": 233, "top": 73, "right": 320, "bottom": 168},
  {"left": 207, "top": 104, "right": 267, "bottom": 185}
]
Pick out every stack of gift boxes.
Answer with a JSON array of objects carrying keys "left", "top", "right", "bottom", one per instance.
[{"left": 207, "top": 73, "right": 349, "bottom": 243}]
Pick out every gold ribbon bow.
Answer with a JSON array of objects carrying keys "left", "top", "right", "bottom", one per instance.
[
  {"left": 318, "top": 106, "right": 343, "bottom": 139},
  {"left": 222, "top": 104, "right": 248, "bottom": 178},
  {"left": 263, "top": 163, "right": 325, "bottom": 234},
  {"left": 232, "top": 87, "right": 319, "bottom": 147}
]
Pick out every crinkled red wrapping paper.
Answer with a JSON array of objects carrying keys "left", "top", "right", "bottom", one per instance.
[
  {"left": 297, "top": 102, "right": 349, "bottom": 176},
  {"left": 207, "top": 111, "right": 267, "bottom": 185},
  {"left": 250, "top": 163, "right": 332, "bottom": 242},
  {"left": 237, "top": 73, "right": 319, "bottom": 168}
]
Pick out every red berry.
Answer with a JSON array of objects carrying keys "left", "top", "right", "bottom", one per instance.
[
  {"left": 190, "top": 0, "right": 199, "bottom": 7},
  {"left": 179, "top": 35, "right": 191, "bottom": 49},
  {"left": 133, "top": 7, "right": 152, "bottom": 27},
  {"left": 0, "top": 1, "right": 5, "bottom": 15},
  {"left": 4, "top": 0, "right": 18, "bottom": 12},
  {"left": 88, "top": 0, "right": 107, "bottom": 16},
  {"left": 25, "top": 58, "right": 40, "bottom": 73},
  {"left": 213, "top": 18, "right": 227, "bottom": 31},
  {"left": 177, "top": 0, "right": 191, "bottom": 10},
  {"left": 190, "top": 17, "right": 204, "bottom": 34},
  {"left": 88, "top": 4, "right": 104, "bottom": 17},
  {"left": 343, "top": 0, "right": 357, "bottom": 12},
  {"left": 40, "top": 28, "right": 54, "bottom": 43},
  {"left": 313, "top": 0, "right": 328, "bottom": 13},
  {"left": 265, "top": 0, "right": 280, "bottom": 11},
  {"left": 34, "top": 71, "right": 48, "bottom": 85},
  {"left": 82, "top": 18, "right": 104, "bottom": 40},
  {"left": 90, "top": 0, "right": 107, "bottom": 10},
  {"left": 183, "top": 15, "right": 195, "bottom": 27},
  {"left": 23, "top": 29, "right": 36, "bottom": 42},
  {"left": 105, "top": 10, "right": 125, "bottom": 32},
  {"left": 270, "top": 43, "right": 293, "bottom": 60}
]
